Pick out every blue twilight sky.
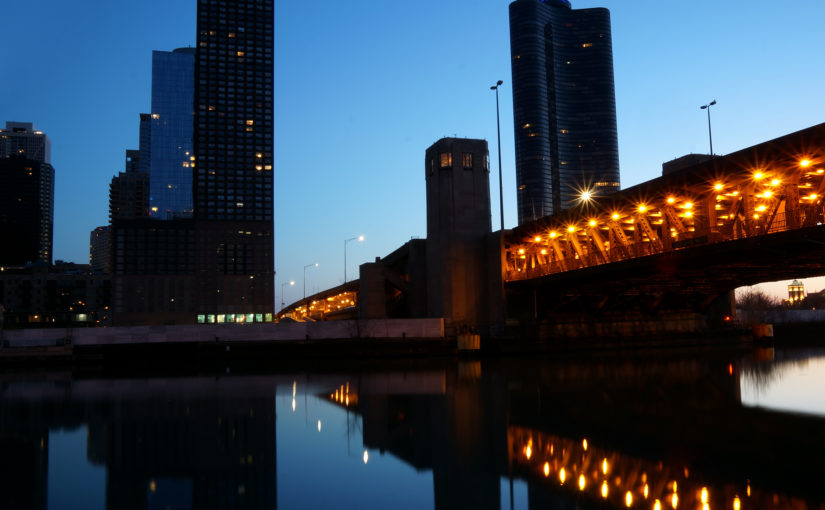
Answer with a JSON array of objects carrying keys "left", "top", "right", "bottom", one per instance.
[{"left": 3, "top": 0, "right": 825, "bottom": 304}]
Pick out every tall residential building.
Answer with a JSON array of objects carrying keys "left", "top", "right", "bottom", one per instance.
[
  {"left": 0, "top": 122, "right": 54, "bottom": 265},
  {"left": 0, "top": 121, "right": 51, "bottom": 163},
  {"left": 193, "top": 0, "right": 274, "bottom": 323},
  {"left": 509, "top": 0, "right": 620, "bottom": 223},
  {"left": 109, "top": 149, "right": 149, "bottom": 221},
  {"left": 149, "top": 48, "right": 196, "bottom": 220},
  {"left": 89, "top": 226, "right": 111, "bottom": 274}
]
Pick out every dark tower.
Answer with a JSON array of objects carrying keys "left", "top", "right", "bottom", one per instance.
[
  {"left": 193, "top": 0, "right": 274, "bottom": 322},
  {"left": 425, "top": 138, "right": 491, "bottom": 330},
  {"left": 509, "top": 0, "right": 620, "bottom": 223},
  {"left": 0, "top": 122, "right": 54, "bottom": 266}
]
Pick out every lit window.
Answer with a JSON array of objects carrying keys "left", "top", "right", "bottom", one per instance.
[
  {"left": 237, "top": 51, "right": 245, "bottom": 57},
  {"left": 582, "top": 43, "right": 593, "bottom": 48},
  {"left": 151, "top": 113, "right": 160, "bottom": 119},
  {"left": 461, "top": 153, "right": 473, "bottom": 169},
  {"left": 440, "top": 152, "right": 452, "bottom": 168}
]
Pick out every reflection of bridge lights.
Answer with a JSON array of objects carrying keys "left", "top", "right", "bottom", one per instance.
[
  {"left": 733, "top": 496, "right": 742, "bottom": 510},
  {"left": 654, "top": 499, "right": 662, "bottom": 510},
  {"left": 582, "top": 438, "right": 588, "bottom": 450},
  {"left": 602, "top": 458, "right": 609, "bottom": 474},
  {"left": 559, "top": 467, "right": 566, "bottom": 484},
  {"left": 363, "top": 450, "right": 369, "bottom": 464},
  {"left": 644, "top": 484, "right": 649, "bottom": 498},
  {"left": 578, "top": 474, "right": 586, "bottom": 490},
  {"left": 543, "top": 462, "right": 550, "bottom": 477},
  {"left": 700, "top": 487, "right": 709, "bottom": 504},
  {"left": 625, "top": 491, "right": 633, "bottom": 507},
  {"left": 317, "top": 420, "right": 322, "bottom": 432},
  {"left": 671, "top": 492, "right": 679, "bottom": 508},
  {"left": 601, "top": 480, "right": 609, "bottom": 498},
  {"left": 524, "top": 444, "right": 532, "bottom": 459}
]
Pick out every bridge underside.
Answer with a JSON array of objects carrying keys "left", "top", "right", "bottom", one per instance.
[{"left": 505, "top": 225, "right": 825, "bottom": 337}]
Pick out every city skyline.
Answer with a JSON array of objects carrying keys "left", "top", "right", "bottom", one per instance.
[{"left": 3, "top": 0, "right": 825, "bottom": 302}]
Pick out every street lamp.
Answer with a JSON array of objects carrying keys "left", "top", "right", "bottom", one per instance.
[
  {"left": 303, "top": 263, "right": 318, "bottom": 301},
  {"left": 491, "top": 80, "right": 505, "bottom": 231},
  {"left": 700, "top": 100, "right": 717, "bottom": 155},
  {"left": 281, "top": 280, "right": 295, "bottom": 310},
  {"left": 344, "top": 235, "right": 364, "bottom": 283}
]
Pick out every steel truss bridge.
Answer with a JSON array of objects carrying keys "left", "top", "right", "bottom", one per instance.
[{"left": 504, "top": 123, "right": 825, "bottom": 285}]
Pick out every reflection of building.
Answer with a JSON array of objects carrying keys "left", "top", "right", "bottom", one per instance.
[
  {"left": 0, "top": 122, "right": 54, "bottom": 266},
  {"left": 509, "top": 0, "right": 620, "bottom": 222},
  {"left": 787, "top": 279, "right": 805, "bottom": 304},
  {"left": 93, "top": 396, "right": 276, "bottom": 510}
]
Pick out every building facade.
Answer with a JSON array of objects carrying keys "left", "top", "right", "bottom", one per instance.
[
  {"left": 192, "top": 0, "right": 274, "bottom": 323},
  {"left": 509, "top": 0, "right": 620, "bottom": 223},
  {"left": 149, "top": 48, "right": 196, "bottom": 220},
  {"left": 89, "top": 226, "right": 111, "bottom": 274},
  {"left": 0, "top": 122, "right": 54, "bottom": 266}
]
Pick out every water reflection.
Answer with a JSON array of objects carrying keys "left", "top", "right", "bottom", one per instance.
[{"left": 0, "top": 350, "right": 824, "bottom": 509}]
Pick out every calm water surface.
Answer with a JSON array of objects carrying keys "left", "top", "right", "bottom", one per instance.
[{"left": 3, "top": 346, "right": 825, "bottom": 509}]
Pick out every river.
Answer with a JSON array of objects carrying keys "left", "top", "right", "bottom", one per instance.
[{"left": 3, "top": 345, "right": 824, "bottom": 509}]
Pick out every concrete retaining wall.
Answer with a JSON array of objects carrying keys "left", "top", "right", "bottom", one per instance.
[{"left": 2, "top": 318, "right": 445, "bottom": 348}]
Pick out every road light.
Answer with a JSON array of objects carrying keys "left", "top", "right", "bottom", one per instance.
[
  {"left": 491, "top": 80, "right": 505, "bottom": 231},
  {"left": 344, "top": 235, "right": 364, "bottom": 283},
  {"left": 303, "top": 263, "right": 318, "bottom": 301},
  {"left": 700, "top": 100, "right": 717, "bottom": 155},
  {"left": 281, "top": 280, "right": 295, "bottom": 310}
]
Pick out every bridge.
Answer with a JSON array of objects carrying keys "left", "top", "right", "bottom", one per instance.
[{"left": 280, "top": 124, "right": 825, "bottom": 338}]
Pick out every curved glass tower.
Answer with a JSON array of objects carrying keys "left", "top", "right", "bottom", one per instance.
[{"left": 510, "top": 0, "right": 620, "bottom": 223}]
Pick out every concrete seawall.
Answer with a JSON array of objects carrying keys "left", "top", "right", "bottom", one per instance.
[{"left": 1, "top": 318, "right": 445, "bottom": 349}]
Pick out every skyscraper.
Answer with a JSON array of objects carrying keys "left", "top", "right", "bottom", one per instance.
[
  {"left": 509, "top": 0, "right": 620, "bottom": 223},
  {"left": 0, "top": 122, "right": 54, "bottom": 265},
  {"left": 193, "top": 0, "right": 274, "bottom": 323},
  {"left": 149, "top": 48, "right": 195, "bottom": 220}
]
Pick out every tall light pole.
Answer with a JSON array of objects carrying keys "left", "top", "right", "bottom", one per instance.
[
  {"left": 700, "top": 100, "right": 717, "bottom": 155},
  {"left": 281, "top": 280, "right": 294, "bottom": 310},
  {"left": 344, "top": 235, "right": 364, "bottom": 283},
  {"left": 491, "top": 80, "right": 505, "bottom": 231},
  {"left": 303, "top": 263, "right": 318, "bottom": 301}
]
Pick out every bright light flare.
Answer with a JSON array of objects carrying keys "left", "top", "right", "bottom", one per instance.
[
  {"left": 637, "top": 204, "right": 647, "bottom": 213},
  {"left": 534, "top": 236, "right": 542, "bottom": 242},
  {"left": 753, "top": 171, "right": 765, "bottom": 180},
  {"left": 714, "top": 183, "right": 724, "bottom": 191},
  {"left": 567, "top": 225, "right": 576, "bottom": 233},
  {"left": 580, "top": 189, "right": 593, "bottom": 202},
  {"left": 588, "top": 219, "right": 597, "bottom": 227},
  {"left": 801, "top": 159, "right": 812, "bottom": 167},
  {"left": 769, "top": 178, "right": 781, "bottom": 186},
  {"left": 612, "top": 213, "right": 620, "bottom": 220},
  {"left": 667, "top": 196, "right": 676, "bottom": 204}
]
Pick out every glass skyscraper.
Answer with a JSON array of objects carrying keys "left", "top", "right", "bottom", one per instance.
[
  {"left": 510, "top": 0, "right": 620, "bottom": 224},
  {"left": 149, "top": 48, "right": 195, "bottom": 220}
]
